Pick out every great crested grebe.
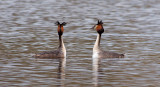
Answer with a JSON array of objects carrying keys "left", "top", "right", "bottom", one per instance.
[
  {"left": 34, "top": 21, "right": 66, "bottom": 58},
  {"left": 92, "top": 20, "right": 124, "bottom": 58}
]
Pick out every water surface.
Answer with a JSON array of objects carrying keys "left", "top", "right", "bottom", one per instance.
[{"left": 0, "top": 0, "right": 160, "bottom": 87}]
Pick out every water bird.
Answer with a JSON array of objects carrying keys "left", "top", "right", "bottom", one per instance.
[
  {"left": 34, "top": 21, "right": 66, "bottom": 58},
  {"left": 92, "top": 20, "right": 124, "bottom": 58}
]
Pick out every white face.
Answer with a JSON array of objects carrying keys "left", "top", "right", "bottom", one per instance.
[{"left": 94, "top": 25, "right": 98, "bottom": 30}]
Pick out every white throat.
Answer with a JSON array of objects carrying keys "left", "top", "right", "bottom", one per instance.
[
  {"left": 59, "top": 35, "right": 66, "bottom": 57},
  {"left": 93, "top": 34, "right": 101, "bottom": 58}
]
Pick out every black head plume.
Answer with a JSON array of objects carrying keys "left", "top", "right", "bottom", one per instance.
[
  {"left": 62, "top": 22, "right": 67, "bottom": 26},
  {"left": 55, "top": 21, "right": 67, "bottom": 26},
  {"left": 97, "top": 20, "right": 103, "bottom": 25},
  {"left": 55, "top": 21, "right": 60, "bottom": 25}
]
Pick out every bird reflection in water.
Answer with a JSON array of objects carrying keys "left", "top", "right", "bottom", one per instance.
[
  {"left": 34, "top": 57, "right": 66, "bottom": 87},
  {"left": 57, "top": 57, "right": 66, "bottom": 87},
  {"left": 92, "top": 56, "right": 101, "bottom": 87}
]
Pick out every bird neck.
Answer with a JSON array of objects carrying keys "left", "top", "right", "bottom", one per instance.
[
  {"left": 59, "top": 35, "right": 65, "bottom": 50},
  {"left": 93, "top": 33, "right": 101, "bottom": 51}
]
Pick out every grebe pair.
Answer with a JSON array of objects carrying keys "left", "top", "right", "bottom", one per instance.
[{"left": 34, "top": 20, "right": 124, "bottom": 58}]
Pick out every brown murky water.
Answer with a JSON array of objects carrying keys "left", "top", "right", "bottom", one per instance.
[{"left": 0, "top": 0, "right": 160, "bottom": 87}]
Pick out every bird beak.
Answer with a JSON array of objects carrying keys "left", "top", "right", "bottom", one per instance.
[{"left": 90, "top": 25, "right": 96, "bottom": 30}]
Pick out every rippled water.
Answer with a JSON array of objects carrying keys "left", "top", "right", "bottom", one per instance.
[{"left": 0, "top": 0, "right": 160, "bottom": 87}]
